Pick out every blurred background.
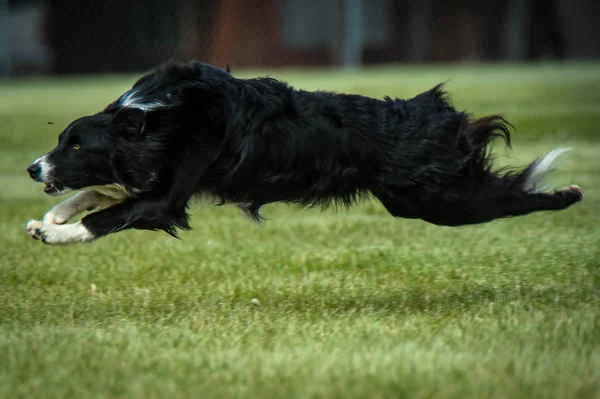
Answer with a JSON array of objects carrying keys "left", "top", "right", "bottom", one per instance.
[{"left": 2, "top": 0, "right": 600, "bottom": 76}]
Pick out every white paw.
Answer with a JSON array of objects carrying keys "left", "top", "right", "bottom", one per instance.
[
  {"left": 26, "top": 219, "right": 94, "bottom": 245},
  {"left": 26, "top": 220, "right": 47, "bottom": 240},
  {"left": 42, "top": 211, "right": 68, "bottom": 225}
]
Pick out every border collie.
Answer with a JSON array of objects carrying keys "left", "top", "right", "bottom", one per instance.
[{"left": 25, "top": 60, "right": 583, "bottom": 245}]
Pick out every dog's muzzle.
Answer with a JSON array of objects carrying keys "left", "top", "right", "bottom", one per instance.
[
  {"left": 27, "top": 163, "right": 42, "bottom": 181},
  {"left": 27, "top": 158, "right": 67, "bottom": 195}
]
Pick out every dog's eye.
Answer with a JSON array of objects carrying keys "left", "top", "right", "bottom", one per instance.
[{"left": 73, "top": 144, "right": 81, "bottom": 150}]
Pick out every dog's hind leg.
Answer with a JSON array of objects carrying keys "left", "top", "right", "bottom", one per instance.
[
  {"left": 414, "top": 117, "right": 584, "bottom": 226},
  {"left": 463, "top": 147, "right": 584, "bottom": 224},
  {"left": 477, "top": 183, "right": 583, "bottom": 221},
  {"left": 376, "top": 147, "right": 584, "bottom": 227},
  {"left": 373, "top": 188, "right": 421, "bottom": 220},
  {"left": 415, "top": 177, "right": 584, "bottom": 227}
]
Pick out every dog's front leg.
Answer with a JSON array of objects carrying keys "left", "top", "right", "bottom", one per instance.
[
  {"left": 26, "top": 219, "right": 95, "bottom": 245},
  {"left": 27, "top": 197, "right": 189, "bottom": 245},
  {"left": 42, "top": 190, "right": 119, "bottom": 225},
  {"left": 25, "top": 191, "right": 125, "bottom": 245}
]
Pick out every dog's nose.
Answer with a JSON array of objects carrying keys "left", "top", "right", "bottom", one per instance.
[{"left": 27, "top": 163, "right": 41, "bottom": 179}]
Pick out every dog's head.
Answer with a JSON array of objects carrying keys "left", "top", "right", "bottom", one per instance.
[
  {"left": 27, "top": 60, "right": 232, "bottom": 197},
  {"left": 26, "top": 108, "right": 146, "bottom": 196}
]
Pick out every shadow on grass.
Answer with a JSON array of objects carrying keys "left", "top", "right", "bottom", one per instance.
[
  {"left": 5, "top": 281, "right": 588, "bottom": 328},
  {"left": 269, "top": 283, "right": 577, "bottom": 317}
]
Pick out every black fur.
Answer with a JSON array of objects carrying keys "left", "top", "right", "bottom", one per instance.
[{"left": 27, "top": 60, "right": 583, "bottom": 241}]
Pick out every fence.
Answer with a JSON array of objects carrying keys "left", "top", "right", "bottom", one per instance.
[{"left": 4, "top": 0, "right": 600, "bottom": 75}]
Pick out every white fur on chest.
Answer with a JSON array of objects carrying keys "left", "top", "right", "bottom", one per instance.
[{"left": 82, "top": 183, "right": 132, "bottom": 201}]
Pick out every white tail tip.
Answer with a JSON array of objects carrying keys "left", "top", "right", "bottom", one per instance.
[{"left": 524, "top": 147, "right": 572, "bottom": 192}]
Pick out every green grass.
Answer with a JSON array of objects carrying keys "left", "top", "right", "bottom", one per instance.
[{"left": 1, "top": 62, "right": 599, "bottom": 399}]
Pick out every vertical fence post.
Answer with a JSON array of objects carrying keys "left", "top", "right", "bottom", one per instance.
[
  {"left": 504, "top": 0, "right": 530, "bottom": 61},
  {"left": 0, "top": 0, "right": 10, "bottom": 76},
  {"left": 343, "top": 0, "right": 362, "bottom": 68},
  {"left": 409, "top": 0, "right": 432, "bottom": 62}
]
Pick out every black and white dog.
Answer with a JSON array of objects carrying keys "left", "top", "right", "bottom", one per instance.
[{"left": 26, "top": 60, "right": 583, "bottom": 245}]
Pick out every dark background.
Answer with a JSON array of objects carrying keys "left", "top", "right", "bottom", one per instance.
[{"left": 2, "top": 0, "right": 600, "bottom": 76}]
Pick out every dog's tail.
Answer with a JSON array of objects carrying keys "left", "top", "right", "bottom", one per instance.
[
  {"left": 457, "top": 112, "right": 575, "bottom": 193},
  {"left": 411, "top": 84, "right": 512, "bottom": 152},
  {"left": 458, "top": 115, "right": 573, "bottom": 193},
  {"left": 412, "top": 84, "right": 573, "bottom": 194},
  {"left": 460, "top": 115, "right": 512, "bottom": 151},
  {"left": 509, "top": 147, "right": 573, "bottom": 192}
]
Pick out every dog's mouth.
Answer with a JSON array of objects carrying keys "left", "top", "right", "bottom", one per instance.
[{"left": 43, "top": 181, "right": 66, "bottom": 195}]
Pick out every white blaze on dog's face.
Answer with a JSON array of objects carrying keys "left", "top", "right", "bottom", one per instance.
[
  {"left": 26, "top": 114, "right": 125, "bottom": 197},
  {"left": 27, "top": 155, "right": 64, "bottom": 194}
]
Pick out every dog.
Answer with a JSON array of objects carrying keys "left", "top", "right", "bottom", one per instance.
[{"left": 25, "top": 60, "right": 583, "bottom": 245}]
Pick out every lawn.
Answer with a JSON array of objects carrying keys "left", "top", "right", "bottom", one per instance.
[{"left": 0, "top": 63, "right": 599, "bottom": 398}]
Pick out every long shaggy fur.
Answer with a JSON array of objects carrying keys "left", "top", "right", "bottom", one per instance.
[{"left": 26, "top": 60, "right": 583, "bottom": 243}]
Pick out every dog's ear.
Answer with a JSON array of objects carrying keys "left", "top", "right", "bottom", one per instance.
[{"left": 112, "top": 107, "right": 146, "bottom": 135}]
